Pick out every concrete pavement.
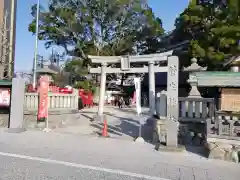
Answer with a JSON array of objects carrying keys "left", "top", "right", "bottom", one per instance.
[
  {"left": 0, "top": 129, "right": 239, "bottom": 180},
  {"left": 50, "top": 106, "right": 149, "bottom": 140}
]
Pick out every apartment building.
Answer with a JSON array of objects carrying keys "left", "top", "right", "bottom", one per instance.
[{"left": 0, "top": 0, "right": 17, "bottom": 79}]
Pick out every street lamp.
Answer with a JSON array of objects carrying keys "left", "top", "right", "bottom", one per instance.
[{"left": 32, "top": 0, "right": 40, "bottom": 89}]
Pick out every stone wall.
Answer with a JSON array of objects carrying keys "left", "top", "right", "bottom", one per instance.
[
  {"left": 0, "top": 112, "right": 77, "bottom": 129},
  {"left": 206, "top": 138, "right": 240, "bottom": 163},
  {"left": 0, "top": 114, "right": 9, "bottom": 127}
]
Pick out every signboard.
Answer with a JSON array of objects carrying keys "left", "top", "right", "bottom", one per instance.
[
  {"left": 37, "top": 76, "right": 49, "bottom": 122},
  {"left": 120, "top": 56, "right": 131, "bottom": 71},
  {"left": 221, "top": 88, "right": 240, "bottom": 112},
  {"left": 0, "top": 88, "right": 10, "bottom": 107},
  {"left": 134, "top": 77, "right": 141, "bottom": 115}
]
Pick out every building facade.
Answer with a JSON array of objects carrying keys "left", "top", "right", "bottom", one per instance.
[{"left": 0, "top": 0, "right": 17, "bottom": 79}]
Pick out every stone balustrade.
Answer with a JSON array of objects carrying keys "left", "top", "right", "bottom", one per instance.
[
  {"left": 24, "top": 92, "right": 79, "bottom": 112},
  {"left": 156, "top": 94, "right": 215, "bottom": 122},
  {"left": 179, "top": 97, "right": 215, "bottom": 122},
  {"left": 154, "top": 94, "right": 215, "bottom": 146},
  {"left": 207, "top": 111, "right": 240, "bottom": 140}
]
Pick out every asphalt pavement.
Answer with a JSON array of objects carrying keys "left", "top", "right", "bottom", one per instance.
[
  {"left": 0, "top": 155, "right": 164, "bottom": 180},
  {"left": 0, "top": 129, "right": 239, "bottom": 180}
]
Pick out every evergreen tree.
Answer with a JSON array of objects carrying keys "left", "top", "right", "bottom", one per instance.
[{"left": 171, "top": 0, "right": 240, "bottom": 69}]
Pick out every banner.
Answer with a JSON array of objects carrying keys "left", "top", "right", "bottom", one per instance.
[
  {"left": 134, "top": 77, "right": 141, "bottom": 115},
  {"left": 0, "top": 88, "right": 10, "bottom": 107},
  {"left": 132, "top": 91, "right": 136, "bottom": 105},
  {"left": 37, "top": 76, "right": 49, "bottom": 122}
]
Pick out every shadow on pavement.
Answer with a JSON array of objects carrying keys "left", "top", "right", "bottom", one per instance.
[
  {"left": 81, "top": 113, "right": 94, "bottom": 121},
  {"left": 87, "top": 117, "right": 140, "bottom": 139},
  {"left": 90, "top": 116, "right": 154, "bottom": 142},
  {"left": 111, "top": 106, "right": 149, "bottom": 115},
  {"left": 80, "top": 111, "right": 97, "bottom": 114},
  {"left": 106, "top": 113, "right": 139, "bottom": 124},
  {"left": 115, "top": 118, "right": 155, "bottom": 142},
  {"left": 184, "top": 145, "right": 209, "bottom": 158},
  {"left": 90, "top": 123, "right": 123, "bottom": 136},
  {"left": 80, "top": 107, "right": 154, "bottom": 142},
  {"left": 115, "top": 118, "right": 139, "bottom": 138}
]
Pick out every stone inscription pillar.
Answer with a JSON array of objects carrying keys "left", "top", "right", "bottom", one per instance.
[
  {"left": 9, "top": 77, "right": 26, "bottom": 132},
  {"left": 166, "top": 56, "right": 179, "bottom": 147}
]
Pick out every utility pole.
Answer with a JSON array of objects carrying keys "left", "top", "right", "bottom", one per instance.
[{"left": 32, "top": 0, "right": 40, "bottom": 88}]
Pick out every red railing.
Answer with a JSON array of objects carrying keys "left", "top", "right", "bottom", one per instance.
[
  {"left": 79, "top": 89, "right": 93, "bottom": 107},
  {"left": 26, "top": 84, "right": 94, "bottom": 108}
]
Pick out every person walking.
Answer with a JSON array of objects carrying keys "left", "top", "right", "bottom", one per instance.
[{"left": 118, "top": 96, "right": 124, "bottom": 108}]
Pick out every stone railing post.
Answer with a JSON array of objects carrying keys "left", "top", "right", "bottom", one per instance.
[
  {"left": 156, "top": 90, "right": 167, "bottom": 119},
  {"left": 73, "top": 89, "right": 79, "bottom": 110}
]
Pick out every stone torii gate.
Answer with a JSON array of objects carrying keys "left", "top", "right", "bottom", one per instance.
[
  {"left": 88, "top": 51, "right": 171, "bottom": 116},
  {"left": 89, "top": 53, "right": 179, "bottom": 147}
]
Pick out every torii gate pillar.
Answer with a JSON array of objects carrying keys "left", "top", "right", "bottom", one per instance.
[
  {"left": 98, "top": 63, "right": 107, "bottom": 117},
  {"left": 148, "top": 61, "right": 156, "bottom": 115}
]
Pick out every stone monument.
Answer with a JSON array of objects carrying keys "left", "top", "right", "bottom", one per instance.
[
  {"left": 7, "top": 77, "right": 26, "bottom": 133},
  {"left": 166, "top": 56, "right": 179, "bottom": 147}
]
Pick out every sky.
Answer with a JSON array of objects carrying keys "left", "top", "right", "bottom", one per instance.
[{"left": 15, "top": 0, "right": 189, "bottom": 72}]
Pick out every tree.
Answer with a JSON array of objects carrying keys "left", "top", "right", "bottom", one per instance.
[
  {"left": 171, "top": 0, "right": 240, "bottom": 69},
  {"left": 28, "top": 0, "right": 164, "bottom": 59},
  {"left": 52, "top": 71, "right": 70, "bottom": 87},
  {"left": 64, "top": 58, "right": 88, "bottom": 78},
  {"left": 63, "top": 57, "right": 97, "bottom": 92},
  {"left": 28, "top": 0, "right": 164, "bottom": 89}
]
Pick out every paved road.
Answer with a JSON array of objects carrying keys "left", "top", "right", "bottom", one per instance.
[
  {"left": 0, "top": 129, "right": 239, "bottom": 180},
  {"left": 0, "top": 155, "right": 164, "bottom": 180}
]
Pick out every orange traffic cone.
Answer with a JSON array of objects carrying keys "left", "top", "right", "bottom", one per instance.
[{"left": 101, "top": 119, "right": 108, "bottom": 137}]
